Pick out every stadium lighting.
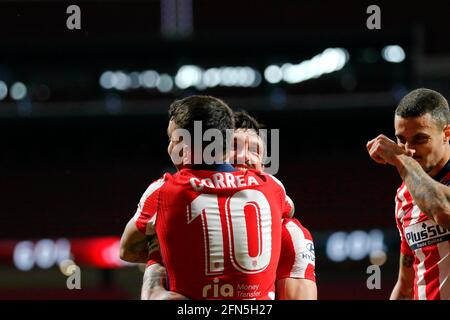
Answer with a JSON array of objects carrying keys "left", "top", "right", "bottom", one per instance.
[
  {"left": 156, "top": 73, "right": 174, "bottom": 93},
  {"left": 264, "top": 65, "right": 283, "bottom": 84},
  {"left": 251, "top": 72, "right": 262, "bottom": 87},
  {"left": 174, "top": 65, "right": 202, "bottom": 89},
  {"left": 173, "top": 65, "right": 261, "bottom": 90},
  {"left": 34, "top": 239, "right": 57, "bottom": 269},
  {"left": 128, "top": 72, "right": 141, "bottom": 89},
  {"left": 0, "top": 81, "right": 8, "bottom": 100},
  {"left": 140, "top": 70, "right": 159, "bottom": 88},
  {"left": 220, "top": 67, "right": 234, "bottom": 87},
  {"left": 13, "top": 241, "right": 35, "bottom": 271},
  {"left": 279, "top": 48, "right": 349, "bottom": 84},
  {"left": 203, "top": 68, "right": 221, "bottom": 87},
  {"left": 10, "top": 82, "right": 27, "bottom": 100},
  {"left": 99, "top": 71, "right": 115, "bottom": 89},
  {"left": 325, "top": 231, "right": 347, "bottom": 262},
  {"left": 240, "top": 67, "right": 256, "bottom": 87},
  {"left": 381, "top": 45, "right": 405, "bottom": 63},
  {"left": 113, "top": 71, "right": 131, "bottom": 91},
  {"left": 98, "top": 50, "right": 346, "bottom": 93},
  {"left": 326, "top": 229, "right": 386, "bottom": 262}
]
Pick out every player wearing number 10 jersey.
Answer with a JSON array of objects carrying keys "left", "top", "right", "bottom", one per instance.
[
  {"left": 120, "top": 95, "right": 292, "bottom": 299},
  {"left": 135, "top": 166, "right": 293, "bottom": 299},
  {"left": 141, "top": 111, "right": 316, "bottom": 300}
]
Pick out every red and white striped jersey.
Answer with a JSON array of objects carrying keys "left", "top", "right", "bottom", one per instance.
[
  {"left": 277, "top": 218, "right": 316, "bottom": 282},
  {"left": 134, "top": 164, "right": 293, "bottom": 300},
  {"left": 395, "top": 161, "right": 450, "bottom": 300}
]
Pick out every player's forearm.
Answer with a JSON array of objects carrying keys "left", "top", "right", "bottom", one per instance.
[
  {"left": 395, "top": 155, "right": 450, "bottom": 228},
  {"left": 390, "top": 253, "right": 414, "bottom": 300},
  {"left": 276, "top": 278, "right": 317, "bottom": 300},
  {"left": 119, "top": 237, "right": 149, "bottom": 263},
  {"left": 390, "top": 281, "right": 413, "bottom": 300}
]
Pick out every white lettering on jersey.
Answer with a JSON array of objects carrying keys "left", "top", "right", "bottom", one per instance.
[
  {"left": 190, "top": 174, "right": 260, "bottom": 191},
  {"left": 404, "top": 220, "right": 450, "bottom": 250}
]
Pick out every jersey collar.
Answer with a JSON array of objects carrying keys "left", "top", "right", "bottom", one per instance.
[
  {"left": 433, "top": 158, "right": 450, "bottom": 182},
  {"left": 190, "top": 162, "right": 237, "bottom": 172}
]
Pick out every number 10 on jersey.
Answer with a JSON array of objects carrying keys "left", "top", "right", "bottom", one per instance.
[{"left": 188, "top": 190, "right": 273, "bottom": 275}]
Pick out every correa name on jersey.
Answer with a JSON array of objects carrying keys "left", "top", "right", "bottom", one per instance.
[
  {"left": 189, "top": 172, "right": 259, "bottom": 191},
  {"left": 404, "top": 219, "right": 450, "bottom": 250}
]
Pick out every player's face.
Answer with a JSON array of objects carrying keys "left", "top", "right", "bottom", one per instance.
[
  {"left": 395, "top": 113, "right": 450, "bottom": 175},
  {"left": 230, "top": 129, "right": 264, "bottom": 171}
]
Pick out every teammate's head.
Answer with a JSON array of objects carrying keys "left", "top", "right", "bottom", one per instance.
[
  {"left": 167, "top": 95, "right": 235, "bottom": 168},
  {"left": 394, "top": 88, "right": 450, "bottom": 175},
  {"left": 231, "top": 111, "right": 265, "bottom": 171}
]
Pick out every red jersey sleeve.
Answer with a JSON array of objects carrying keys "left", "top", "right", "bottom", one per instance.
[
  {"left": 267, "top": 174, "right": 294, "bottom": 219},
  {"left": 277, "top": 218, "right": 316, "bottom": 282},
  {"left": 133, "top": 176, "right": 166, "bottom": 235},
  {"left": 395, "top": 193, "right": 414, "bottom": 256}
]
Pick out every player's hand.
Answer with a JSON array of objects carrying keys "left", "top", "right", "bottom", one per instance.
[
  {"left": 159, "top": 290, "right": 189, "bottom": 300},
  {"left": 142, "top": 263, "right": 190, "bottom": 300},
  {"left": 367, "top": 134, "right": 414, "bottom": 166}
]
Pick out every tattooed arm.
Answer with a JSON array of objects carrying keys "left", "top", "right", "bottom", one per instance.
[
  {"left": 119, "top": 218, "right": 150, "bottom": 263},
  {"left": 394, "top": 155, "right": 450, "bottom": 228},
  {"left": 141, "top": 263, "right": 188, "bottom": 300},
  {"left": 390, "top": 253, "right": 415, "bottom": 300},
  {"left": 367, "top": 135, "right": 450, "bottom": 228}
]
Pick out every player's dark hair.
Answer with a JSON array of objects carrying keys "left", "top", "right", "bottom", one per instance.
[
  {"left": 168, "top": 95, "right": 235, "bottom": 157},
  {"left": 234, "top": 111, "right": 262, "bottom": 133},
  {"left": 396, "top": 88, "right": 450, "bottom": 129}
]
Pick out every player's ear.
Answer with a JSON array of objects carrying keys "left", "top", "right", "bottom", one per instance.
[{"left": 182, "top": 143, "right": 192, "bottom": 166}]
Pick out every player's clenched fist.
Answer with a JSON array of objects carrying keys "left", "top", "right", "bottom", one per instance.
[{"left": 367, "top": 134, "right": 414, "bottom": 166}]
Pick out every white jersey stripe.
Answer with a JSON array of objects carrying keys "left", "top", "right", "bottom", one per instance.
[
  {"left": 396, "top": 185, "right": 408, "bottom": 221},
  {"left": 415, "top": 248, "right": 427, "bottom": 300},
  {"left": 409, "top": 205, "right": 422, "bottom": 225},
  {"left": 285, "top": 221, "right": 315, "bottom": 279},
  {"left": 133, "top": 178, "right": 165, "bottom": 222},
  {"left": 437, "top": 241, "right": 450, "bottom": 299}
]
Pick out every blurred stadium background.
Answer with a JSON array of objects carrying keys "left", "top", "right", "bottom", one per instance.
[{"left": 1, "top": 0, "right": 450, "bottom": 299}]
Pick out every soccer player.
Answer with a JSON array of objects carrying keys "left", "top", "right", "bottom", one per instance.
[
  {"left": 367, "top": 88, "right": 450, "bottom": 300},
  {"left": 119, "top": 96, "right": 293, "bottom": 300},
  {"left": 140, "top": 111, "right": 317, "bottom": 300},
  {"left": 232, "top": 111, "right": 317, "bottom": 300}
]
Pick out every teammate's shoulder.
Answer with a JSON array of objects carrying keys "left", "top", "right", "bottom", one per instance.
[
  {"left": 282, "top": 218, "right": 314, "bottom": 240},
  {"left": 283, "top": 217, "right": 309, "bottom": 231}
]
